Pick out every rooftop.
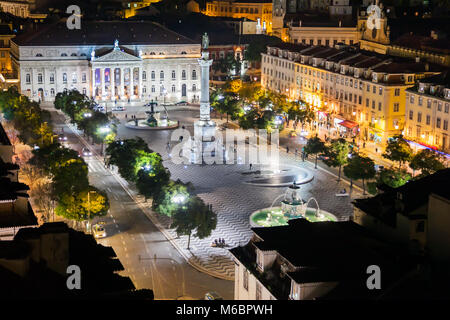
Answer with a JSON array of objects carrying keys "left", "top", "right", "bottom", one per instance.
[
  {"left": 12, "top": 21, "right": 197, "bottom": 47},
  {"left": 353, "top": 168, "right": 450, "bottom": 227},
  {"left": 231, "top": 218, "right": 412, "bottom": 299}
]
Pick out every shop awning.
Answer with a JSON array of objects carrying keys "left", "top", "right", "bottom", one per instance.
[{"left": 338, "top": 120, "right": 358, "bottom": 129}]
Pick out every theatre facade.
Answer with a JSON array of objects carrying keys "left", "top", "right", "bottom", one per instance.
[{"left": 10, "top": 21, "right": 202, "bottom": 103}]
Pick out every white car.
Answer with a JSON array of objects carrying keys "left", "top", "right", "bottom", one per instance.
[
  {"left": 92, "top": 223, "right": 106, "bottom": 239},
  {"left": 112, "top": 106, "right": 125, "bottom": 111},
  {"left": 82, "top": 147, "right": 92, "bottom": 157}
]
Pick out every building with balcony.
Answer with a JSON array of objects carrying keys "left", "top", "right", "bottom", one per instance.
[
  {"left": 405, "top": 72, "right": 450, "bottom": 153},
  {"left": 230, "top": 218, "right": 422, "bottom": 300},
  {"left": 261, "top": 43, "right": 440, "bottom": 144}
]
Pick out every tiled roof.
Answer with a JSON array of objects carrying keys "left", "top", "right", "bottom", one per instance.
[{"left": 13, "top": 21, "right": 196, "bottom": 46}]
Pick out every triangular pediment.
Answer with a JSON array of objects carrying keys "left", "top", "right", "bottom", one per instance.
[{"left": 95, "top": 48, "right": 142, "bottom": 62}]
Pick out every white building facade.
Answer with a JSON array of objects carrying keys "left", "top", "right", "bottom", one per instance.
[{"left": 10, "top": 21, "right": 202, "bottom": 103}]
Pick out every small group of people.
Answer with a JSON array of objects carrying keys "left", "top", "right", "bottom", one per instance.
[{"left": 212, "top": 238, "right": 226, "bottom": 247}]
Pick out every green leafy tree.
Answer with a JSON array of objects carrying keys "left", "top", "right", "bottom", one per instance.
[
  {"left": 382, "top": 135, "right": 413, "bottom": 168},
  {"left": 323, "top": 138, "right": 350, "bottom": 181},
  {"left": 105, "top": 138, "right": 152, "bottom": 182},
  {"left": 55, "top": 187, "right": 109, "bottom": 221},
  {"left": 171, "top": 196, "right": 217, "bottom": 249},
  {"left": 52, "top": 158, "right": 89, "bottom": 198},
  {"left": 304, "top": 135, "right": 326, "bottom": 169},
  {"left": 135, "top": 151, "right": 171, "bottom": 199},
  {"left": 409, "top": 149, "right": 445, "bottom": 178},
  {"left": 378, "top": 168, "right": 411, "bottom": 188},
  {"left": 343, "top": 154, "right": 376, "bottom": 194},
  {"left": 153, "top": 180, "right": 193, "bottom": 217}
]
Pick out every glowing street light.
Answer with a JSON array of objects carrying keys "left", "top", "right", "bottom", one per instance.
[{"left": 172, "top": 194, "right": 187, "bottom": 204}]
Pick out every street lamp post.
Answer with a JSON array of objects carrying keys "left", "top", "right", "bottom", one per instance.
[{"left": 86, "top": 190, "right": 96, "bottom": 234}]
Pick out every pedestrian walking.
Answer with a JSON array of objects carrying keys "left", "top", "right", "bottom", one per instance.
[
  {"left": 363, "top": 142, "right": 366, "bottom": 148},
  {"left": 286, "top": 146, "right": 289, "bottom": 153},
  {"left": 125, "top": 114, "right": 127, "bottom": 119},
  {"left": 249, "top": 163, "right": 253, "bottom": 171},
  {"left": 295, "top": 148, "right": 298, "bottom": 158}
]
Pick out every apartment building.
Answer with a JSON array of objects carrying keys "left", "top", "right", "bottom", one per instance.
[
  {"left": 204, "top": 0, "right": 273, "bottom": 34},
  {"left": 261, "top": 43, "right": 440, "bottom": 144},
  {"left": 405, "top": 72, "right": 450, "bottom": 153}
]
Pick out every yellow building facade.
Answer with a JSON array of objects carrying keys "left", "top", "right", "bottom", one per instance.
[
  {"left": 261, "top": 44, "right": 439, "bottom": 145},
  {"left": 203, "top": 0, "right": 273, "bottom": 34}
]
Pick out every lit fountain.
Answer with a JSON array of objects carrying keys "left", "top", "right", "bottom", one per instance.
[
  {"left": 125, "top": 99, "right": 178, "bottom": 130},
  {"left": 250, "top": 181, "right": 337, "bottom": 227}
]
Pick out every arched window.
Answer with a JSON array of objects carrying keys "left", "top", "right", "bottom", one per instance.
[
  {"left": 171, "top": 70, "right": 176, "bottom": 80},
  {"left": 37, "top": 73, "right": 43, "bottom": 84},
  {"left": 151, "top": 85, "right": 155, "bottom": 93},
  {"left": 26, "top": 73, "right": 31, "bottom": 84},
  {"left": 142, "top": 71, "right": 147, "bottom": 81},
  {"left": 182, "top": 70, "right": 186, "bottom": 80},
  {"left": 192, "top": 84, "right": 196, "bottom": 91},
  {"left": 62, "top": 73, "right": 67, "bottom": 83},
  {"left": 35, "top": 53, "right": 42, "bottom": 57},
  {"left": 192, "top": 69, "right": 197, "bottom": 80},
  {"left": 151, "top": 71, "right": 155, "bottom": 80},
  {"left": 171, "top": 85, "right": 176, "bottom": 93},
  {"left": 150, "top": 52, "right": 156, "bottom": 55},
  {"left": 143, "top": 86, "right": 147, "bottom": 93},
  {"left": 50, "top": 88, "right": 55, "bottom": 96},
  {"left": 71, "top": 53, "right": 77, "bottom": 56},
  {"left": 160, "top": 70, "right": 164, "bottom": 80},
  {"left": 80, "top": 53, "right": 86, "bottom": 57},
  {"left": 181, "top": 51, "right": 187, "bottom": 54},
  {"left": 61, "top": 53, "right": 67, "bottom": 57},
  {"left": 181, "top": 84, "right": 186, "bottom": 97},
  {"left": 82, "top": 88, "right": 86, "bottom": 95}
]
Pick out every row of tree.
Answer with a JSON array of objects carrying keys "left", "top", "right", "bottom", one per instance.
[
  {"left": 304, "top": 134, "right": 446, "bottom": 194},
  {"left": 0, "top": 88, "right": 109, "bottom": 226},
  {"left": 54, "top": 90, "right": 117, "bottom": 145},
  {"left": 210, "top": 81, "right": 316, "bottom": 131},
  {"left": 105, "top": 138, "right": 217, "bottom": 248},
  {"left": 0, "top": 87, "right": 54, "bottom": 148}
]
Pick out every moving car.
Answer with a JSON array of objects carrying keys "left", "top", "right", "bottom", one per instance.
[
  {"left": 204, "top": 292, "right": 223, "bottom": 300},
  {"left": 82, "top": 147, "right": 92, "bottom": 157},
  {"left": 92, "top": 223, "right": 106, "bottom": 239},
  {"left": 94, "top": 105, "right": 105, "bottom": 112},
  {"left": 175, "top": 101, "right": 187, "bottom": 106},
  {"left": 58, "top": 134, "right": 67, "bottom": 141}
]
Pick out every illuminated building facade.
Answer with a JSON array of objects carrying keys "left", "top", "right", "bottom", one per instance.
[
  {"left": 405, "top": 73, "right": 450, "bottom": 153},
  {"left": 204, "top": 0, "right": 273, "bottom": 34},
  {"left": 11, "top": 21, "right": 201, "bottom": 103},
  {"left": 261, "top": 43, "right": 440, "bottom": 144}
]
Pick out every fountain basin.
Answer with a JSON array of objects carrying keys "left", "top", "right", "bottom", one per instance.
[
  {"left": 124, "top": 118, "right": 179, "bottom": 130},
  {"left": 249, "top": 207, "right": 338, "bottom": 228}
]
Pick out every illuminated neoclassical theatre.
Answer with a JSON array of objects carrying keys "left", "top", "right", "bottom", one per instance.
[{"left": 11, "top": 21, "right": 202, "bottom": 103}]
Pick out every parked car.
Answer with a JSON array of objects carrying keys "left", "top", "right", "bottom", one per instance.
[
  {"left": 111, "top": 106, "right": 125, "bottom": 111},
  {"left": 92, "top": 223, "right": 106, "bottom": 239},
  {"left": 81, "top": 147, "right": 92, "bottom": 157},
  {"left": 175, "top": 101, "right": 187, "bottom": 106},
  {"left": 204, "top": 292, "right": 223, "bottom": 300},
  {"left": 289, "top": 130, "right": 297, "bottom": 138},
  {"left": 94, "top": 105, "right": 105, "bottom": 112}
]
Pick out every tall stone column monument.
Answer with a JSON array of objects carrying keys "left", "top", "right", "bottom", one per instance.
[{"left": 190, "top": 33, "right": 217, "bottom": 163}]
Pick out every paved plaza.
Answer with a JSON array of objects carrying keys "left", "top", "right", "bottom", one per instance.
[{"left": 116, "top": 108, "right": 362, "bottom": 280}]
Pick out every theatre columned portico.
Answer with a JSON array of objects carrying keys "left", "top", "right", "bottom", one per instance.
[{"left": 91, "top": 40, "right": 144, "bottom": 102}]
